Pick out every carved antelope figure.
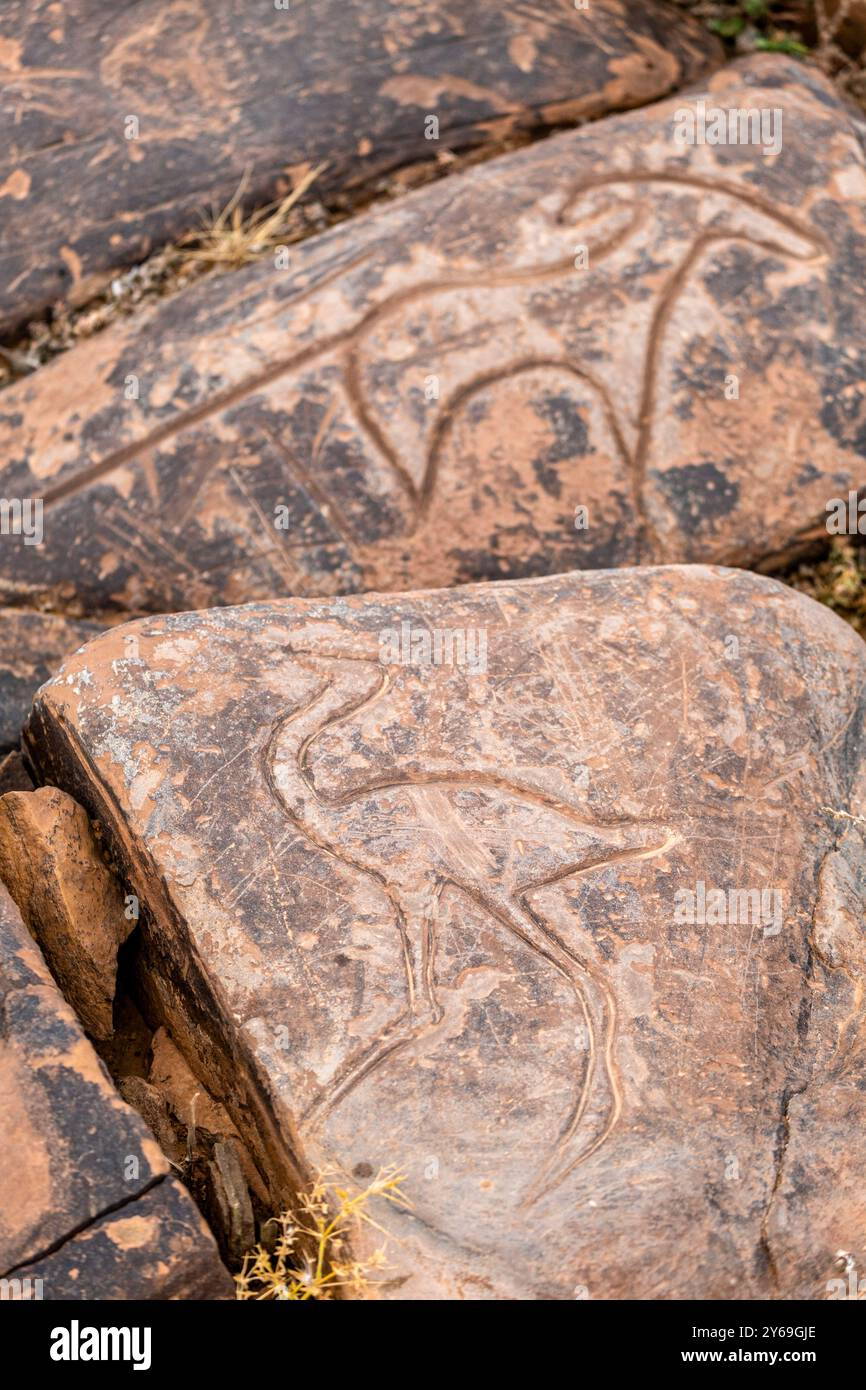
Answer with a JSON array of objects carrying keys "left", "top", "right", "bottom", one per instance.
[{"left": 342, "top": 174, "right": 828, "bottom": 563}]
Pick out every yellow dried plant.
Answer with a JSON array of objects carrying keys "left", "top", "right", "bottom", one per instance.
[
  {"left": 235, "top": 1165, "right": 409, "bottom": 1301},
  {"left": 177, "top": 163, "right": 327, "bottom": 272}
]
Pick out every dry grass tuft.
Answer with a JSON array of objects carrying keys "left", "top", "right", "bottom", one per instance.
[
  {"left": 176, "top": 163, "right": 327, "bottom": 273},
  {"left": 235, "top": 1165, "right": 409, "bottom": 1301},
  {"left": 0, "top": 164, "right": 330, "bottom": 385}
]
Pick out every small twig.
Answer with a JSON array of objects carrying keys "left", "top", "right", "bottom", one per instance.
[
  {"left": 187, "top": 1091, "right": 199, "bottom": 1166},
  {"left": 815, "top": 0, "right": 852, "bottom": 51}
]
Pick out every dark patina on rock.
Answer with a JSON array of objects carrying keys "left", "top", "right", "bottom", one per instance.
[
  {"left": 0, "top": 610, "right": 100, "bottom": 752},
  {"left": 25, "top": 566, "right": 866, "bottom": 1298},
  {"left": 0, "top": 880, "right": 231, "bottom": 1298},
  {"left": 12, "top": 1177, "right": 233, "bottom": 1301},
  {"left": 0, "top": 0, "right": 720, "bottom": 333},
  {"left": 1, "top": 57, "right": 863, "bottom": 619}
]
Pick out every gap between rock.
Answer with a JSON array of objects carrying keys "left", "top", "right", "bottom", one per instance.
[
  {"left": 0, "top": 114, "right": 646, "bottom": 387},
  {"left": 0, "top": 762, "right": 278, "bottom": 1273}
]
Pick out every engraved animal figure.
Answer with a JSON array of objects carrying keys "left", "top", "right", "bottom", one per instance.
[
  {"left": 265, "top": 643, "right": 680, "bottom": 1204},
  {"left": 343, "top": 174, "right": 827, "bottom": 558},
  {"left": 46, "top": 173, "right": 828, "bottom": 596}
]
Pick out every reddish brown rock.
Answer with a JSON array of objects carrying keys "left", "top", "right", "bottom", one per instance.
[
  {"left": 0, "top": 880, "right": 231, "bottom": 1298},
  {"left": 25, "top": 565, "right": 866, "bottom": 1299},
  {"left": 0, "top": 611, "right": 100, "bottom": 752},
  {"left": 1, "top": 57, "right": 863, "bottom": 617},
  {"left": 147, "top": 1025, "right": 243, "bottom": 1144},
  {"left": 0, "top": 0, "right": 719, "bottom": 334},
  {"left": 0, "top": 786, "right": 134, "bottom": 1040},
  {"left": 6, "top": 1174, "right": 232, "bottom": 1301},
  {"left": 0, "top": 751, "right": 32, "bottom": 794},
  {"left": 119, "top": 1023, "right": 265, "bottom": 1265}
]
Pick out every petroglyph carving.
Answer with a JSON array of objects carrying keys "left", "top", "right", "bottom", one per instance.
[
  {"left": 265, "top": 645, "right": 680, "bottom": 1200},
  {"left": 42, "top": 174, "right": 826, "bottom": 567},
  {"left": 6, "top": 61, "right": 862, "bottom": 622},
  {"left": 28, "top": 562, "right": 866, "bottom": 1297}
]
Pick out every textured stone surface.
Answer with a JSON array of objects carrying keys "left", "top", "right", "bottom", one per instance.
[
  {"left": 0, "top": 786, "right": 133, "bottom": 1040},
  {"left": 0, "top": 751, "right": 32, "bottom": 794},
  {"left": 0, "top": 0, "right": 719, "bottom": 333},
  {"left": 1, "top": 57, "right": 863, "bottom": 618},
  {"left": 0, "top": 611, "right": 100, "bottom": 752},
  {"left": 0, "top": 879, "right": 231, "bottom": 1297},
  {"left": 6, "top": 1174, "right": 232, "bottom": 1301},
  {"left": 25, "top": 565, "right": 866, "bottom": 1299},
  {"left": 118, "top": 1026, "right": 263, "bottom": 1266}
]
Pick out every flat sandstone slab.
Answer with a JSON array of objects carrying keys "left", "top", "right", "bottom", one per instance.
[
  {"left": 2, "top": 57, "right": 863, "bottom": 619},
  {"left": 0, "top": 880, "right": 230, "bottom": 1298},
  {"left": 26, "top": 566, "right": 866, "bottom": 1299},
  {"left": 0, "top": 0, "right": 719, "bottom": 331}
]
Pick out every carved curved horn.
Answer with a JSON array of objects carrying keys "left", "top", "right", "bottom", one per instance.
[{"left": 558, "top": 171, "right": 827, "bottom": 262}]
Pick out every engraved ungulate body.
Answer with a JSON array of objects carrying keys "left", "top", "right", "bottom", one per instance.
[{"left": 31, "top": 175, "right": 827, "bottom": 596}]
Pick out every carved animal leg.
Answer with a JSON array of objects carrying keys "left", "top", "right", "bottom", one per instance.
[
  {"left": 521, "top": 941, "right": 619, "bottom": 1207},
  {"left": 303, "top": 882, "right": 446, "bottom": 1127},
  {"left": 478, "top": 887, "right": 620, "bottom": 1206}
]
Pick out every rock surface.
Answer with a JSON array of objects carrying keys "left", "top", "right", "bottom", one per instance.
[
  {"left": 5, "top": 1174, "right": 233, "bottom": 1301},
  {"left": 0, "top": 879, "right": 231, "bottom": 1298},
  {"left": 0, "top": 611, "right": 100, "bottom": 752},
  {"left": 118, "top": 1026, "right": 263, "bottom": 1266},
  {"left": 1, "top": 57, "right": 863, "bottom": 619},
  {"left": 25, "top": 565, "right": 866, "bottom": 1299},
  {"left": 0, "top": 0, "right": 720, "bottom": 333},
  {"left": 0, "top": 786, "right": 133, "bottom": 1040},
  {"left": 0, "top": 751, "right": 32, "bottom": 795}
]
